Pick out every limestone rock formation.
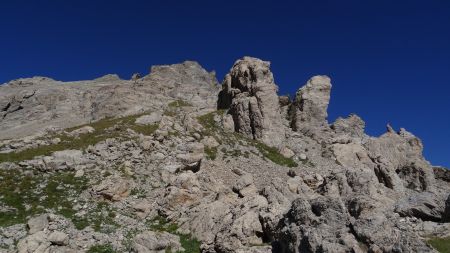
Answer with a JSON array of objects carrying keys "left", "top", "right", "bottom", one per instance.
[
  {"left": 218, "top": 57, "right": 285, "bottom": 146},
  {"left": 291, "top": 75, "right": 332, "bottom": 135},
  {"left": 0, "top": 56, "right": 448, "bottom": 253}
]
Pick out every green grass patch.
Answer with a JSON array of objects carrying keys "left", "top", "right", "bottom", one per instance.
[
  {"left": 428, "top": 237, "right": 450, "bottom": 253},
  {"left": 0, "top": 169, "right": 88, "bottom": 227},
  {"left": 251, "top": 141, "right": 298, "bottom": 168},
  {"left": 0, "top": 114, "right": 158, "bottom": 163},
  {"left": 87, "top": 244, "right": 116, "bottom": 253},
  {"left": 148, "top": 215, "right": 200, "bottom": 253},
  {"left": 72, "top": 201, "right": 118, "bottom": 232}
]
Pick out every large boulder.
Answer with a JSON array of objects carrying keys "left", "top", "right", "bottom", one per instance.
[
  {"left": 291, "top": 75, "right": 332, "bottom": 135},
  {"left": 218, "top": 57, "right": 285, "bottom": 146}
]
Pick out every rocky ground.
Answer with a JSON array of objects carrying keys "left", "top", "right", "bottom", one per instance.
[{"left": 0, "top": 57, "right": 449, "bottom": 253}]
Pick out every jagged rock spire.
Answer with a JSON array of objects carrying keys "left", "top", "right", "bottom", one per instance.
[
  {"left": 218, "top": 57, "right": 285, "bottom": 146},
  {"left": 291, "top": 75, "right": 332, "bottom": 135}
]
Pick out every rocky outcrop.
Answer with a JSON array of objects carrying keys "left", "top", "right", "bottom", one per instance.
[
  {"left": 218, "top": 57, "right": 285, "bottom": 146},
  {"left": 365, "top": 127, "right": 435, "bottom": 192},
  {"left": 291, "top": 75, "right": 332, "bottom": 135},
  {"left": 331, "top": 114, "right": 366, "bottom": 139},
  {"left": 0, "top": 56, "right": 449, "bottom": 253},
  {"left": 0, "top": 61, "right": 219, "bottom": 140}
]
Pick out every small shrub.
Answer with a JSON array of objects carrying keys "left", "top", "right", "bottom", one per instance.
[
  {"left": 204, "top": 147, "right": 218, "bottom": 160},
  {"left": 87, "top": 244, "right": 116, "bottom": 253}
]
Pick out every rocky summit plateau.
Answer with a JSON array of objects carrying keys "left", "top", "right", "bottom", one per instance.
[{"left": 0, "top": 56, "right": 449, "bottom": 253}]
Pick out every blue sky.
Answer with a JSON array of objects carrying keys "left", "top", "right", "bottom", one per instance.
[{"left": 1, "top": 0, "right": 449, "bottom": 167}]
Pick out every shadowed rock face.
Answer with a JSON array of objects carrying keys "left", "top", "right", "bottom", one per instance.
[{"left": 0, "top": 56, "right": 449, "bottom": 253}]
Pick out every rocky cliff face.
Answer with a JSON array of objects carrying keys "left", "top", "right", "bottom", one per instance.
[{"left": 0, "top": 57, "right": 449, "bottom": 253}]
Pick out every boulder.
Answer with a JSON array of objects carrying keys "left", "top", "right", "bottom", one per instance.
[
  {"left": 135, "top": 112, "right": 162, "bottom": 125},
  {"left": 279, "top": 147, "right": 295, "bottom": 159},
  {"left": 67, "top": 126, "right": 95, "bottom": 137},
  {"left": 91, "top": 176, "right": 131, "bottom": 201},
  {"left": 47, "top": 231, "right": 68, "bottom": 246},
  {"left": 133, "top": 231, "right": 183, "bottom": 253},
  {"left": 27, "top": 214, "right": 48, "bottom": 234}
]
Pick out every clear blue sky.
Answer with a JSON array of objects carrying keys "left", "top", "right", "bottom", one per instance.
[{"left": 1, "top": 1, "right": 449, "bottom": 167}]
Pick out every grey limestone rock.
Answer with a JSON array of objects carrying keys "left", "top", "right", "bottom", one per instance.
[
  {"left": 218, "top": 57, "right": 285, "bottom": 146},
  {"left": 291, "top": 75, "right": 332, "bottom": 135}
]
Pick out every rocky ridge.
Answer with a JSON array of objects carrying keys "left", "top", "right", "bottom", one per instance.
[{"left": 0, "top": 57, "right": 449, "bottom": 253}]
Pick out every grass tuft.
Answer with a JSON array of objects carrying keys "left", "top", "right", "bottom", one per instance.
[
  {"left": 204, "top": 146, "right": 218, "bottom": 160},
  {"left": 148, "top": 215, "right": 200, "bottom": 253},
  {"left": 87, "top": 244, "right": 116, "bottom": 253}
]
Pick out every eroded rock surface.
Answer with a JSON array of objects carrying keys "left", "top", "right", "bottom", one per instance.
[
  {"left": 218, "top": 57, "right": 285, "bottom": 146},
  {"left": 0, "top": 57, "right": 448, "bottom": 253}
]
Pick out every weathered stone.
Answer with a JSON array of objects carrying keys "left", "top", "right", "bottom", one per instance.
[
  {"left": 135, "top": 112, "right": 162, "bottom": 125},
  {"left": 48, "top": 231, "right": 68, "bottom": 246},
  {"left": 91, "top": 176, "right": 131, "bottom": 201},
  {"left": 291, "top": 75, "right": 332, "bottom": 134},
  {"left": 279, "top": 147, "right": 295, "bottom": 159},
  {"left": 27, "top": 214, "right": 48, "bottom": 234},
  {"left": 218, "top": 57, "right": 285, "bottom": 146},
  {"left": 331, "top": 114, "right": 365, "bottom": 138},
  {"left": 67, "top": 126, "right": 95, "bottom": 137},
  {"left": 133, "top": 231, "right": 183, "bottom": 253}
]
